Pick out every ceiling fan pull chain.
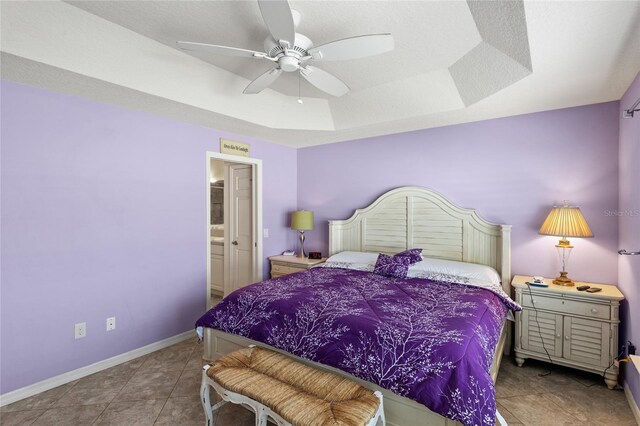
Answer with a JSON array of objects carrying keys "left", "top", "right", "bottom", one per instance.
[{"left": 298, "top": 72, "right": 303, "bottom": 104}]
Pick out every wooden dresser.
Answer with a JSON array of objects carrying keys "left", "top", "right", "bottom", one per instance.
[{"left": 269, "top": 255, "right": 326, "bottom": 279}]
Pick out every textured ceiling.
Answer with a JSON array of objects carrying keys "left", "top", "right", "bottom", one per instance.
[
  {"left": 2, "top": 1, "right": 639, "bottom": 147},
  {"left": 67, "top": 1, "right": 481, "bottom": 99}
]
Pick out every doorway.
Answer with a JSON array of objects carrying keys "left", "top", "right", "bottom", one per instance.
[{"left": 206, "top": 152, "right": 263, "bottom": 309}]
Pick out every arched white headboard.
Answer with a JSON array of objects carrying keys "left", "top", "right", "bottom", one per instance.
[{"left": 328, "top": 186, "right": 512, "bottom": 293}]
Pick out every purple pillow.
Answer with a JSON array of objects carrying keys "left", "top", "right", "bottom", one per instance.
[
  {"left": 374, "top": 253, "right": 411, "bottom": 278},
  {"left": 395, "top": 248, "right": 423, "bottom": 265}
]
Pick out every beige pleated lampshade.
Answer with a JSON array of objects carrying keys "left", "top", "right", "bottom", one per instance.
[
  {"left": 291, "top": 210, "right": 314, "bottom": 231},
  {"left": 539, "top": 204, "right": 593, "bottom": 238}
]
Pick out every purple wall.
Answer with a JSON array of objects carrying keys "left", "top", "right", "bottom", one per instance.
[
  {"left": 298, "top": 102, "right": 620, "bottom": 285},
  {"left": 0, "top": 80, "right": 297, "bottom": 394},
  {"left": 619, "top": 72, "right": 640, "bottom": 407},
  {"left": 0, "top": 77, "right": 630, "bottom": 400}
]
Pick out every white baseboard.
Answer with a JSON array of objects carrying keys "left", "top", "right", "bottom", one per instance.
[
  {"left": 0, "top": 330, "right": 194, "bottom": 407},
  {"left": 625, "top": 384, "right": 640, "bottom": 425}
]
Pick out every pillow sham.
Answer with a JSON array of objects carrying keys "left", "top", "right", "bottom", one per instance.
[
  {"left": 407, "top": 257, "right": 501, "bottom": 285},
  {"left": 321, "top": 261, "right": 374, "bottom": 273},
  {"left": 325, "top": 251, "right": 379, "bottom": 265},
  {"left": 373, "top": 253, "right": 411, "bottom": 278},
  {"left": 394, "top": 248, "right": 423, "bottom": 265}
]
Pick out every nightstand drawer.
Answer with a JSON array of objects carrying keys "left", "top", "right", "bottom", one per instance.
[
  {"left": 522, "top": 295, "right": 609, "bottom": 320},
  {"left": 271, "top": 264, "right": 302, "bottom": 276}
]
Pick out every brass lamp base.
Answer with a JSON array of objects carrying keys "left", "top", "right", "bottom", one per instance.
[{"left": 553, "top": 271, "right": 574, "bottom": 286}]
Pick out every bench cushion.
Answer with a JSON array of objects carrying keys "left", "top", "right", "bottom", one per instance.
[{"left": 208, "top": 346, "right": 380, "bottom": 426}]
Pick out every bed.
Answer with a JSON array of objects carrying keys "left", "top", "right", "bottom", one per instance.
[{"left": 198, "top": 187, "right": 515, "bottom": 426}]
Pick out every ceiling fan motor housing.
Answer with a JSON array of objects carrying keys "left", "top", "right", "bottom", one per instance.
[{"left": 264, "top": 33, "right": 313, "bottom": 72}]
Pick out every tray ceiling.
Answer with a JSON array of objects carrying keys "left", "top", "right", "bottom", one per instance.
[{"left": 2, "top": 1, "right": 639, "bottom": 147}]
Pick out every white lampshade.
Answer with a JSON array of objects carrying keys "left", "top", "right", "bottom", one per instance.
[{"left": 539, "top": 204, "right": 593, "bottom": 240}]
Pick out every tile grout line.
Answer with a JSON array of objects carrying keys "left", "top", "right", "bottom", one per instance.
[
  {"left": 499, "top": 389, "right": 598, "bottom": 425},
  {"left": 24, "top": 377, "right": 81, "bottom": 425},
  {"left": 153, "top": 340, "right": 197, "bottom": 424},
  {"left": 89, "top": 402, "right": 110, "bottom": 425},
  {"left": 496, "top": 401, "right": 525, "bottom": 426},
  {"left": 28, "top": 409, "right": 46, "bottom": 426},
  {"left": 153, "top": 399, "right": 170, "bottom": 425},
  {"left": 92, "top": 361, "right": 139, "bottom": 425},
  {"left": 90, "top": 351, "right": 150, "bottom": 425}
]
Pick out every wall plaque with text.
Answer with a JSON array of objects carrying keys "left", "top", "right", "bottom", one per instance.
[{"left": 220, "top": 138, "right": 250, "bottom": 157}]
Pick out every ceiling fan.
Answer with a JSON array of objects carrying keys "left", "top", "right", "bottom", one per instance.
[{"left": 177, "top": 0, "right": 394, "bottom": 97}]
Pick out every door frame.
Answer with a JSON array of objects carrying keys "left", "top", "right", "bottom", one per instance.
[{"left": 206, "top": 151, "right": 263, "bottom": 309}]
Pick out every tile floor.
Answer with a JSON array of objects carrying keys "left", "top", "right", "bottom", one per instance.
[{"left": 1, "top": 338, "right": 637, "bottom": 425}]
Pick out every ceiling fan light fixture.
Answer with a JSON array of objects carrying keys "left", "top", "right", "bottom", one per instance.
[{"left": 279, "top": 56, "right": 299, "bottom": 72}]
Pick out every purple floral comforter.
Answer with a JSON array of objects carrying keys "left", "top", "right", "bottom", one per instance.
[{"left": 196, "top": 267, "right": 520, "bottom": 426}]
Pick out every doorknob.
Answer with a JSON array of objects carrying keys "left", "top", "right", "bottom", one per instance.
[{"left": 232, "top": 240, "right": 238, "bottom": 245}]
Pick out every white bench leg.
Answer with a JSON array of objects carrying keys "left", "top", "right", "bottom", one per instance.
[
  {"left": 255, "top": 405, "right": 268, "bottom": 426},
  {"left": 201, "top": 367, "right": 214, "bottom": 426},
  {"left": 201, "top": 365, "right": 227, "bottom": 426}
]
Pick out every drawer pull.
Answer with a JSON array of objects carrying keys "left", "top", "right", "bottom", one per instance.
[
  {"left": 565, "top": 336, "right": 570, "bottom": 340},
  {"left": 556, "top": 333, "right": 561, "bottom": 338},
  {"left": 532, "top": 299, "right": 536, "bottom": 304},
  {"left": 591, "top": 308, "right": 598, "bottom": 314}
]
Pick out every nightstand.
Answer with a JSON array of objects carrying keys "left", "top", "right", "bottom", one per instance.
[
  {"left": 512, "top": 275, "right": 624, "bottom": 389},
  {"left": 269, "top": 255, "right": 326, "bottom": 279}
]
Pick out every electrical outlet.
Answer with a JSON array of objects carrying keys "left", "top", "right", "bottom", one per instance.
[
  {"left": 75, "top": 322, "right": 86, "bottom": 339},
  {"left": 263, "top": 228, "right": 269, "bottom": 238},
  {"left": 106, "top": 317, "right": 116, "bottom": 331}
]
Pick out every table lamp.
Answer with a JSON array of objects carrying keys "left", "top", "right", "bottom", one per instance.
[
  {"left": 291, "top": 210, "right": 314, "bottom": 258},
  {"left": 539, "top": 201, "right": 593, "bottom": 286}
]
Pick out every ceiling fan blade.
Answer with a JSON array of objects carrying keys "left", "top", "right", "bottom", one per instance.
[
  {"left": 258, "top": 0, "right": 296, "bottom": 48},
  {"left": 300, "top": 66, "right": 349, "bottom": 97},
  {"left": 307, "top": 34, "right": 394, "bottom": 61},
  {"left": 243, "top": 68, "right": 283, "bottom": 94},
  {"left": 177, "top": 41, "right": 265, "bottom": 59}
]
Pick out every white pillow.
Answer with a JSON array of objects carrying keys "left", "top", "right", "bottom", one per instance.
[
  {"left": 325, "top": 251, "right": 379, "bottom": 265},
  {"left": 408, "top": 257, "right": 501, "bottom": 285}
]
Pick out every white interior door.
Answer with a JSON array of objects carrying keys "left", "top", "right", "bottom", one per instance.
[
  {"left": 227, "top": 164, "right": 254, "bottom": 294},
  {"left": 207, "top": 151, "right": 263, "bottom": 309}
]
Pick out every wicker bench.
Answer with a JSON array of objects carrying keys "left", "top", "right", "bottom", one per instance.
[{"left": 200, "top": 346, "right": 385, "bottom": 426}]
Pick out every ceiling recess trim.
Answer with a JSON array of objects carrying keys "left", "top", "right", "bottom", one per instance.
[{"left": 0, "top": 1, "right": 335, "bottom": 132}]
